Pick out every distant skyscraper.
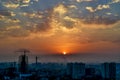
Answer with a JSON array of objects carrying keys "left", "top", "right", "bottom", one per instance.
[
  {"left": 109, "top": 63, "right": 116, "bottom": 80},
  {"left": 67, "top": 63, "right": 73, "bottom": 76},
  {"left": 102, "top": 63, "right": 109, "bottom": 79},
  {"left": 101, "top": 62, "right": 116, "bottom": 80},
  {"left": 67, "top": 63, "right": 85, "bottom": 79},
  {"left": 18, "top": 54, "right": 28, "bottom": 73}
]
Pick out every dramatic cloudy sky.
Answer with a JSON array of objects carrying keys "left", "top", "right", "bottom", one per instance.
[{"left": 0, "top": 0, "right": 120, "bottom": 62}]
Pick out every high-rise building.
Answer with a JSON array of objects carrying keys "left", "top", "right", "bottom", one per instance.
[
  {"left": 66, "top": 63, "right": 73, "bottom": 77},
  {"left": 101, "top": 63, "right": 109, "bottom": 79},
  {"left": 18, "top": 54, "right": 28, "bottom": 73},
  {"left": 67, "top": 63, "right": 85, "bottom": 79},
  {"left": 109, "top": 63, "right": 116, "bottom": 80},
  {"left": 101, "top": 62, "right": 116, "bottom": 80}
]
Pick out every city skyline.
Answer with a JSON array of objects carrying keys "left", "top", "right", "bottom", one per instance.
[{"left": 0, "top": 0, "right": 120, "bottom": 62}]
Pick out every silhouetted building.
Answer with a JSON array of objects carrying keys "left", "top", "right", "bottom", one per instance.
[
  {"left": 82, "top": 67, "right": 103, "bottom": 80},
  {"left": 67, "top": 63, "right": 85, "bottom": 79},
  {"left": 109, "top": 63, "right": 116, "bottom": 80},
  {"left": 66, "top": 63, "right": 73, "bottom": 77},
  {"left": 85, "top": 68, "right": 95, "bottom": 76},
  {"left": 18, "top": 54, "right": 28, "bottom": 73},
  {"left": 101, "top": 62, "right": 116, "bottom": 80}
]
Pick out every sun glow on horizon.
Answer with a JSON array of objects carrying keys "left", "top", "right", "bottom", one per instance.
[{"left": 63, "top": 51, "right": 67, "bottom": 55}]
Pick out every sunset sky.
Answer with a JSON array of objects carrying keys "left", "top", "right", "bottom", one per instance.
[{"left": 0, "top": 0, "right": 120, "bottom": 63}]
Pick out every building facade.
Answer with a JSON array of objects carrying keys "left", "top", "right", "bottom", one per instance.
[
  {"left": 67, "top": 63, "right": 85, "bottom": 79},
  {"left": 101, "top": 63, "right": 116, "bottom": 80}
]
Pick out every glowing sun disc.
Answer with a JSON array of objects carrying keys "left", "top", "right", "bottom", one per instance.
[{"left": 63, "top": 52, "right": 67, "bottom": 55}]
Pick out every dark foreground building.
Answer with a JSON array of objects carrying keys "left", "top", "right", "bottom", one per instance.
[
  {"left": 18, "top": 54, "right": 28, "bottom": 74},
  {"left": 101, "top": 63, "right": 116, "bottom": 80}
]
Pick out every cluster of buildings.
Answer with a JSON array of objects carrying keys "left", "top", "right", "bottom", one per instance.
[
  {"left": 0, "top": 53, "right": 119, "bottom": 80},
  {"left": 66, "top": 63, "right": 117, "bottom": 80}
]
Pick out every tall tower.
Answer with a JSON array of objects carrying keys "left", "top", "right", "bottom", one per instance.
[
  {"left": 36, "top": 56, "right": 38, "bottom": 65},
  {"left": 17, "top": 49, "right": 30, "bottom": 74}
]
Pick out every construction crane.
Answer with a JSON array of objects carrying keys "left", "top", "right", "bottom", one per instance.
[{"left": 16, "top": 48, "right": 30, "bottom": 55}]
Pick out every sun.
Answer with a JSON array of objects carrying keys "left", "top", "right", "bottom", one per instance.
[{"left": 63, "top": 51, "right": 67, "bottom": 55}]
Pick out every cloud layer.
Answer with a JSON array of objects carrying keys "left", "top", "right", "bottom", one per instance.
[{"left": 0, "top": 0, "right": 120, "bottom": 43}]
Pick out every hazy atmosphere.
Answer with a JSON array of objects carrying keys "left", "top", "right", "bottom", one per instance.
[{"left": 0, "top": 0, "right": 120, "bottom": 63}]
